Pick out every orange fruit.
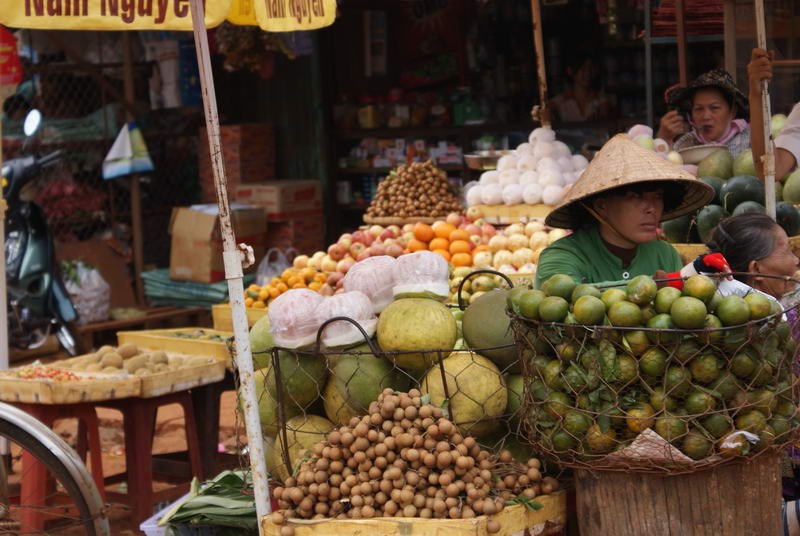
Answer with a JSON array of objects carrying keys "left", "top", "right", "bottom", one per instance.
[
  {"left": 248, "top": 284, "right": 260, "bottom": 292},
  {"left": 473, "top": 244, "right": 490, "bottom": 253},
  {"left": 408, "top": 239, "right": 428, "bottom": 252},
  {"left": 434, "top": 223, "right": 456, "bottom": 239},
  {"left": 270, "top": 277, "right": 281, "bottom": 288},
  {"left": 252, "top": 301, "right": 267, "bottom": 309},
  {"left": 313, "top": 273, "right": 327, "bottom": 283},
  {"left": 244, "top": 297, "right": 255, "bottom": 307},
  {"left": 449, "top": 240, "right": 471, "bottom": 255},
  {"left": 308, "top": 281, "right": 323, "bottom": 291},
  {"left": 429, "top": 237, "right": 450, "bottom": 251},
  {"left": 449, "top": 229, "right": 470, "bottom": 242},
  {"left": 433, "top": 249, "right": 451, "bottom": 261},
  {"left": 287, "top": 276, "right": 302, "bottom": 287},
  {"left": 292, "top": 282, "right": 307, "bottom": 289},
  {"left": 276, "top": 282, "right": 288, "bottom": 293},
  {"left": 413, "top": 223, "right": 435, "bottom": 242},
  {"left": 451, "top": 252, "right": 472, "bottom": 267},
  {"left": 300, "top": 267, "right": 316, "bottom": 281},
  {"left": 269, "top": 287, "right": 281, "bottom": 299},
  {"left": 281, "top": 268, "right": 295, "bottom": 281},
  {"left": 258, "top": 288, "right": 270, "bottom": 301}
]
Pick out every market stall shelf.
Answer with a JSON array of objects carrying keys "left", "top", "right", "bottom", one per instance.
[
  {"left": 117, "top": 328, "right": 233, "bottom": 367},
  {"left": 262, "top": 490, "right": 567, "bottom": 536},
  {"left": 137, "top": 356, "right": 226, "bottom": 398},
  {"left": 0, "top": 371, "right": 141, "bottom": 404},
  {"left": 212, "top": 303, "right": 267, "bottom": 331},
  {"left": 363, "top": 214, "right": 440, "bottom": 226}
]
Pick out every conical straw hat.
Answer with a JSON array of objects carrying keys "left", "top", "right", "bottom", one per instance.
[{"left": 545, "top": 134, "right": 715, "bottom": 229}]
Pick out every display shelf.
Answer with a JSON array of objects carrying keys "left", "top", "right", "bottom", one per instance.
[{"left": 338, "top": 164, "right": 463, "bottom": 174}]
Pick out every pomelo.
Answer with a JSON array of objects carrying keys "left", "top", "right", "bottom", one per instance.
[
  {"left": 262, "top": 349, "right": 328, "bottom": 408},
  {"left": 266, "top": 414, "right": 335, "bottom": 481},
  {"left": 697, "top": 149, "right": 733, "bottom": 180},
  {"left": 784, "top": 168, "right": 800, "bottom": 202},
  {"left": 421, "top": 351, "right": 507, "bottom": 437},
  {"left": 462, "top": 289, "right": 518, "bottom": 371},
  {"left": 378, "top": 298, "right": 458, "bottom": 370},
  {"left": 254, "top": 368, "right": 303, "bottom": 438},
  {"left": 732, "top": 148, "right": 756, "bottom": 177},
  {"left": 249, "top": 314, "right": 274, "bottom": 369}
]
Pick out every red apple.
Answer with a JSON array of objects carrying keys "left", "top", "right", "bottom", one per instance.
[
  {"left": 379, "top": 228, "right": 397, "bottom": 241},
  {"left": 321, "top": 255, "right": 338, "bottom": 272},
  {"left": 337, "top": 258, "right": 355, "bottom": 273},
  {"left": 446, "top": 213, "right": 463, "bottom": 227},
  {"left": 400, "top": 231, "right": 415, "bottom": 246},
  {"left": 319, "top": 284, "right": 335, "bottom": 296},
  {"left": 465, "top": 224, "right": 481, "bottom": 237},
  {"left": 336, "top": 277, "right": 346, "bottom": 288},
  {"left": 369, "top": 225, "right": 384, "bottom": 238},
  {"left": 402, "top": 223, "right": 414, "bottom": 233},
  {"left": 337, "top": 234, "right": 352, "bottom": 250},
  {"left": 387, "top": 225, "right": 401, "bottom": 236},
  {"left": 459, "top": 222, "right": 470, "bottom": 229},
  {"left": 481, "top": 223, "right": 497, "bottom": 238},
  {"left": 473, "top": 218, "right": 487, "bottom": 226},
  {"left": 356, "top": 250, "right": 371, "bottom": 262},
  {"left": 350, "top": 242, "right": 366, "bottom": 258},
  {"left": 351, "top": 230, "right": 366, "bottom": 244},
  {"left": 328, "top": 243, "right": 346, "bottom": 261},
  {"left": 469, "top": 235, "right": 482, "bottom": 248},
  {"left": 326, "top": 271, "right": 343, "bottom": 286},
  {"left": 362, "top": 232, "right": 375, "bottom": 246},
  {"left": 386, "top": 243, "right": 404, "bottom": 257},
  {"left": 368, "top": 243, "right": 386, "bottom": 256}
]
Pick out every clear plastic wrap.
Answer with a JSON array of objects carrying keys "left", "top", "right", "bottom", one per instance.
[
  {"left": 392, "top": 250, "right": 450, "bottom": 300},
  {"left": 342, "top": 255, "right": 397, "bottom": 313},
  {"left": 268, "top": 289, "right": 326, "bottom": 349},
  {"left": 318, "top": 291, "right": 377, "bottom": 348}
]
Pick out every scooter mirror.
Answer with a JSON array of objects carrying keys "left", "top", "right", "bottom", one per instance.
[{"left": 23, "top": 109, "right": 42, "bottom": 137}]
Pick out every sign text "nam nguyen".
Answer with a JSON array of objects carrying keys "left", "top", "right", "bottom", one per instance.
[{"left": 24, "top": 0, "right": 204, "bottom": 24}]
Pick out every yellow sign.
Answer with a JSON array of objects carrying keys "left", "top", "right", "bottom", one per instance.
[
  {"left": 253, "top": 0, "right": 336, "bottom": 31},
  {"left": 228, "top": 0, "right": 258, "bottom": 25},
  {"left": 1, "top": 0, "right": 230, "bottom": 31}
]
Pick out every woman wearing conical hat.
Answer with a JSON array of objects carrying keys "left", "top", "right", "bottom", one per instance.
[{"left": 535, "top": 134, "right": 730, "bottom": 289}]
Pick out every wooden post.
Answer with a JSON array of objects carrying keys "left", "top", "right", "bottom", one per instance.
[
  {"left": 529, "top": 0, "right": 551, "bottom": 127},
  {"left": 723, "top": 0, "right": 737, "bottom": 77},
  {"left": 675, "top": 0, "right": 688, "bottom": 86},
  {"left": 122, "top": 33, "right": 145, "bottom": 305},
  {"left": 575, "top": 453, "right": 782, "bottom": 535},
  {"left": 755, "top": 0, "right": 776, "bottom": 219}
]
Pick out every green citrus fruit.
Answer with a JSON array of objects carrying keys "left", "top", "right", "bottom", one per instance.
[
  {"left": 735, "top": 409, "right": 768, "bottom": 433},
  {"left": 664, "top": 366, "right": 693, "bottom": 397},
  {"left": 699, "top": 314, "right": 723, "bottom": 344},
  {"left": 711, "top": 371, "right": 741, "bottom": 400},
  {"left": 572, "top": 283, "right": 601, "bottom": 302},
  {"left": 646, "top": 313, "right": 679, "bottom": 344},
  {"left": 626, "top": 275, "right": 657, "bottom": 305},
  {"left": 640, "top": 347, "right": 667, "bottom": 377},
  {"left": 542, "top": 274, "right": 577, "bottom": 300},
  {"left": 748, "top": 359, "right": 774, "bottom": 387},
  {"left": 539, "top": 296, "right": 570, "bottom": 322},
  {"left": 507, "top": 287, "right": 528, "bottom": 315},
  {"left": 730, "top": 351, "right": 757, "bottom": 378},
  {"left": 655, "top": 416, "right": 687, "bottom": 443},
  {"left": 573, "top": 295, "right": 606, "bottom": 325},
  {"left": 585, "top": 424, "right": 617, "bottom": 453},
  {"left": 776, "top": 321, "right": 791, "bottom": 343},
  {"left": 655, "top": 286, "right": 682, "bottom": 314},
  {"left": 563, "top": 410, "right": 592, "bottom": 436},
  {"left": 543, "top": 360, "right": 564, "bottom": 390},
  {"left": 754, "top": 425, "right": 776, "bottom": 451},
  {"left": 550, "top": 428, "right": 578, "bottom": 452},
  {"left": 716, "top": 295, "right": 750, "bottom": 326},
  {"left": 684, "top": 391, "right": 716, "bottom": 415},
  {"left": 682, "top": 430, "right": 712, "bottom": 460},
  {"left": 708, "top": 291, "right": 723, "bottom": 313},
  {"left": 683, "top": 274, "right": 717, "bottom": 303},
  {"left": 769, "top": 417, "right": 792, "bottom": 440},
  {"left": 650, "top": 386, "right": 677, "bottom": 411},
  {"left": 776, "top": 400, "right": 796, "bottom": 418},
  {"left": 601, "top": 288, "right": 627, "bottom": 309},
  {"left": 624, "top": 330, "right": 650, "bottom": 356},
  {"left": 689, "top": 353, "right": 721, "bottom": 384},
  {"left": 670, "top": 296, "right": 708, "bottom": 329},
  {"left": 556, "top": 341, "right": 578, "bottom": 362},
  {"left": 530, "top": 379, "right": 549, "bottom": 402},
  {"left": 749, "top": 388, "right": 777, "bottom": 416},
  {"left": 672, "top": 338, "right": 702, "bottom": 364},
  {"left": 745, "top": 293, "right": 772, "bottom": 320},
  {"left": 544, "top": 391, "right": 571, "bottom": 418},
  {"left": 701, "top": 413, "right": 731, "bottom": 439},
  {"left": 608, "top": 301, "right": 643, "bottom": 327},
  {"left": 626, "top": 403, "right": 655, "bottom": 433},
  {"left": 518, "top": 289, "right": 546, "bottom": 320},
  {"left": 617, "top": 354, "right": 638, "bottom": 385}
]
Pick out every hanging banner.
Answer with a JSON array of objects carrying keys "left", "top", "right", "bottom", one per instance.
[
  {"left": 228, "top": 0, "right": 258, "bottom": 25},
  {"left": 253, "top": 0, "right": 336, "bottom": 32},
  {"left": 1, "top": 0, "right": 230, "bottom": 31},
  {"left": 0, "top": 27, "right": 23, "bottom": 86}
]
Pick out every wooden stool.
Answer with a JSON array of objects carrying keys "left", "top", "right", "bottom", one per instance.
[
  {"left": 98, "top": 391, "right": 204, "bottom": 528},
  {"left": 191, "top": 371, "right": 237, "bottom": 479},
  {"left": 12, "top": 402, "right": 105, "bottom": 532}
]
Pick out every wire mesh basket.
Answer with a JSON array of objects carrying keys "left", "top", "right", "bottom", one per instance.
[{"left": 508, "top": 273, "right": 800, "bottom": 474}]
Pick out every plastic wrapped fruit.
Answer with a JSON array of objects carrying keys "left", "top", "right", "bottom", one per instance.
[
  {"left": 342, "top": 256, "right": 397, "bottom": 314},
  {"left": 318, "top": 291, "right": 378, "bottom": 349},
  {"left": 268, "top": 289, "right": 326, "bottom": 349},
  {"left": 392, "top": 251, "right": 450, "bottom": 300}
]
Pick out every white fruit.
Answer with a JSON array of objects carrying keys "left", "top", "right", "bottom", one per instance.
[
  {"left": 627, "top": 124, "right": 653, "bottom": 138},
  {"left": 515, "top": 142, "right": 534, "bottom": 155},
  {"left": 571, "top": 154, "right": 589, "bottom": 170},
  {"left": 508, "top": 233, "right": 529, "bottom": 252},
  {"left": 533, "top": 141, "right": 555, "bottom": 159},
  {"left": 479, "top": 170, "right": 499, "bottom": 184},
  {"left": 481, "top": 183, "right": 503, "bottom": 205},
  {"left": 499, "top": 168, "right": 520, "bottom": 186},
  {"left": 511, "top": 248, "right": 535, "bottom": 268},
  {"left": 562, "top": 172, "right": 577, "bottom": 185},
  {"left": 553, "top": 140, "right": 571, "bottom": 159},
  {"left": 505, "top": 223, "right": 525, "bottom": 236},
  {"left": 542, "top": 184, "right": 565, "bottom": 206},
  {"left": 519, "top": 170, "right": 539, "bottom": 186},
  {"left": 516, "top": 154, "right": 538, "bottom": 173},
  {"left": 497, "top": 154, "right": 519, "bottom": 171},
  {"left": 666, "top": 151, "right": 683, "bottom": 165},
  {"left": 498, "top": 264, "right": 517, "bottom": 275},
  {"left": 557, "top": 156, "right": 574, "bottom": 172},
  {"left": 633, "top": 134, "right": 654, "bottom": 151},
  {"left": 530, "top": 230, "right": 549, "bottom": 249},
  {"left": 488, "top": 234, "right": 509, "bottom": 252},
  {"left": 502, "top": 184, "right": 523, "bottom": 205},
  {"left": 472, "top": 250, "right": 493, "bottom": 268},
  {"left": 524, "top": 220, "right": 545, "bottom": 236},
  {"left": 530, "top": 127, "right": 556, "bottom": 144},
  {"left": 522, "top": 183, "right": 543, "bottom": 204},
  {"left": 653, "top": 138, "right": 669, "bottom": 153},
  {"left": 538, "top": 169, "right": 563, "bottom": 187},
  {"left": 466, "top": 185, "right": 483, "bottom": 207},
  {"left": 548, "top": 229, "right": 569, "bottom": 244},
  {"left": 536, "top": 156, "right": 559, "bottom": 174},
  {"left": 492, "top": 249, "right": 513, "bottom": 269}
]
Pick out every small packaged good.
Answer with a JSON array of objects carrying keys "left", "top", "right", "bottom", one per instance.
[
  {"left": 342, "top": 256, "right": 397, "bottom": 313},
  {"left": 268, "top": 289, "right": 326, "bottom": 349},
  {"left": 392, "top": 251, "right": 449, "bottom": 300},
  {"left": 318, "top": 291, "right": 378, "bottom": 348}
]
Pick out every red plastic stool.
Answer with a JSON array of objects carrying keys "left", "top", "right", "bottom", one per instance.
[
  {"left": 97, "top": 391, "right": 203, "bottom": 528},
  {"left": 12, "top": 402, "right": 106, "bottom": 532}
]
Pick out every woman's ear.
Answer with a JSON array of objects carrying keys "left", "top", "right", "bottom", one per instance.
[{"left": 748, "top": 259, "right": 761, "bottom": 277}]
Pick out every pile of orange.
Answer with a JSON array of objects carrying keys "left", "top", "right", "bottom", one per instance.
[
  {"left": 406, "top": 222, "right": 488, "bottom": 267},
  {"left": 243, "top": 267, "right": 328, "bottom": 308}
]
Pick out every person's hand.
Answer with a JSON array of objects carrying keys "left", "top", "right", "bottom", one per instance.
[
  {"left": 657, "top": 110, "right": 686, "bottom": 143},
  {"left": 748, "top": 48, "right": 774, "bottom": 95},
  {"left": 655, "top": 253, "right": 732, "bottom": 290}
]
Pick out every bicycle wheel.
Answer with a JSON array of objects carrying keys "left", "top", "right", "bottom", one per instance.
[{"left": 0, "top": 403, "right": 109, "bottom": 535}]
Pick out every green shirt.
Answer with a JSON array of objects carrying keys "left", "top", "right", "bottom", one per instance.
[{"left": 535, "top": 226, "right": 683, "bottom": 288}]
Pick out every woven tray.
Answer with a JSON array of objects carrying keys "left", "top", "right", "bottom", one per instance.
[
  {"left": 363, "top": 215, "right": 441, "bottom": 226},
  {"left": 0, "top": 369, "right": 140, "bottom": 405},
  {"left": 117, "top": 328, "right": 233, "bottom": 369},
  {"left": 138, "top": 356, "right": 226, "bottom": 398}
]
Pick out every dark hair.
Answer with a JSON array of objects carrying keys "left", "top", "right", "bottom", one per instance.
[
  {"left": 707, "top": 214, "right": 779, "bottom": 281},
  {"left": 690, "top": 86, "right": 734, "bottom": 111}
]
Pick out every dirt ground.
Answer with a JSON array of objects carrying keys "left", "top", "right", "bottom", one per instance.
[{"left": 45, "top": 390, "right": 243, "bottom": 535}]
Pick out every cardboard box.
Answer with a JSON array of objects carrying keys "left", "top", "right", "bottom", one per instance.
[
  {"left": 235, "top": 180, "right": 322, "bottom": 221},
  {"left": 169, "top": 205, "right": 267, "bottom": 283},
  {"left": 198, "top": 123, "right": 276, "bottom": 202},
  {"left": 265, "top": 211, "right": 326, "bottom": 256}
]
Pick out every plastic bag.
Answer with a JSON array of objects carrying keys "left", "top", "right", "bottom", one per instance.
[
  {"left": 342, "top": 256, "right": 397, "bottom": 313},
  {"left": 268, "top": 288, "right": 326, "bottom": 349},
  {"left": 61, "top": 260, "right": 110, "bottom": 325},
  {"left": 255, "top": 247, "right": 299, "bottom": 286},
  {"left": 392, "top": 251, "right": 450, "bottom": 300},
  {"left": 318, "top": 291, "right": 377, "bottom": 348}
]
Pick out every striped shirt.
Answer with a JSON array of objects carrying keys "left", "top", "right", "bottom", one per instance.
[{"left": 673, "top": 127, "right": 752, "bottom": 159}]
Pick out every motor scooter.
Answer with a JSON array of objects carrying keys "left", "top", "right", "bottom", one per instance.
[{"left": 3, "top": 109, "right": 79, "bottom": 355}]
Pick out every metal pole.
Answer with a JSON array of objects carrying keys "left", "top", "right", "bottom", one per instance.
[
  {"left": 755, "top": 0, "right": 776, "bottom": 219},
  {"left": 530, "top": 0, "right": 551, "bottom": 127},
  {"left": 188, "top": 0, "right": 271, "bottom": 529}
]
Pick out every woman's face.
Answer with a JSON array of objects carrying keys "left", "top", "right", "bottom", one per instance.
[
  {"left": 749, "top": 225, "right": 800, "bottom": 298},
  {"left": 594, "top": 189, "right": 664, "bottom": 246},
  {"left": 690, "top": 88, "right": 735, "bottom": 141}
]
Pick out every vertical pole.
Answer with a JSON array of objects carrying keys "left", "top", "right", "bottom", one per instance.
[
  {"left": 755, "top": 0, "right": 776, "bottom": 219},
  {"left": 188, "top": 0, "right": 270, "bottom": 529},
  {"left": 122, "top": 33, "right": 146, "bottom": 305},
  {"left": 675, "top": 0, "right": 688, "bottom": 86},
  {"left": 723, "top": 0, "right": 737, "bottom": 78},
  {"left": 530, "top": 0, "right": 551, "bottom": 127},
  {"left": 0, "top": 86, "right": 13, "bottom": 372},
  {"left": 645, "top": 0, "right": 654, "bottom": 127}
]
